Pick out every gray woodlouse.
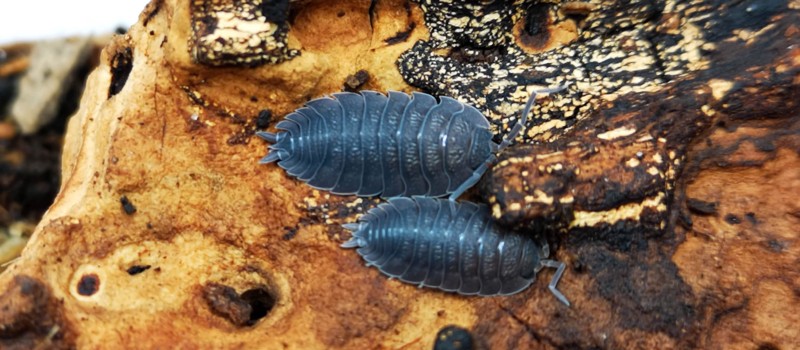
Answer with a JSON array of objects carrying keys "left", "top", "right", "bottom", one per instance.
[
  {"left": 341, "top": 197, "right": 570, "bottom": 305},
  {"left": 257, "top": 87, "right": 565, "bottom": 200}
]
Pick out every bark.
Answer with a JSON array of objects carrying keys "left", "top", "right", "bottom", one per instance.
[{"left": 0, "top": 0, "right": 797, "bottom": 349}]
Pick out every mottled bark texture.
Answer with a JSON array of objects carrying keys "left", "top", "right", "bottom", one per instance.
[{"left": 0, "top": 0, "right": 797, "bottom": 349}]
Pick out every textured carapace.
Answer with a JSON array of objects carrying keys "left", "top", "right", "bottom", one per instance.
[
  {"left": 341, "top": 197, "right": 570, "bottom": 305},
  {"left": 257, "top": 88, "right": 564, "bottom": 200}
]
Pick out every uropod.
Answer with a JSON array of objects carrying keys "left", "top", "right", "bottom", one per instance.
[
  {"left": 257, "top": 86, "right": 566, "bottom": 200},
  {"left": 341, "top": 197, "right": 570, "bottom": 305}
]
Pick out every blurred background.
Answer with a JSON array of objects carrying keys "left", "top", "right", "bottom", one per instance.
[
  {"left": 0, "top": 0, "right": 149, "bottom": 268},
  {"left": 0, "top": 1, "right": 148, "bottom": 45}
]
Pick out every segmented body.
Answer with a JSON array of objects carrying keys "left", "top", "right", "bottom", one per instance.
[
  {"left": 258, "top": 91, "right": 495, "bottom": 198},
  {"left": 341, "top": 197, "right": 570, "bottom": 303}
]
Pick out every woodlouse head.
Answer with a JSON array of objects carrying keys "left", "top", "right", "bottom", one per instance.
[
  {"left": 468, "top": 128, "right": 494, "bottom": 168},
  {"left": 519, "top": 238, "right": 545, "bottom": 279}
]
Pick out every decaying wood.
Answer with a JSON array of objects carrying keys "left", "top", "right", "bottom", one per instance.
[
  {"left": 0, "top": 0, "right": 797, "bottom": 349},
  {"left": 10, "top": 38, "right": 93, "bottom": 134}
]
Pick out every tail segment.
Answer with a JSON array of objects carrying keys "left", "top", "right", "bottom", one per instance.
[
  {"left": 259, "top": 152, "right": 281, "bottom": 164},
  {"left": 340, "top": 239, "right": 360, "bottom": 248},
  {"left": 342, "top": 223, "right": 360, "bottom": 231},
  {"left": 256, "top": 131, "right": 279, "bottom": 143}
]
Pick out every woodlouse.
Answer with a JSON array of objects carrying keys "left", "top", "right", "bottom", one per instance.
[
  {"left": 341, "top": 197, "right": 570, "bottom": 305},
  {"left": 257, "top": 87, "right": 565, "bottom": 200}
]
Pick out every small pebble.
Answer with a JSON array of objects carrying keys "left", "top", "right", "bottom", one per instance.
[
  {"left": 120, "top": 195, "right": 137, "bottom": 215},
  {"left": 434, "top": 325, "right": 474, "bottom": 350}
]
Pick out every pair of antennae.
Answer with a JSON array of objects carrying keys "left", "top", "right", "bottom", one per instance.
[
  {"left": 447, "top": 84, "right": 569, "bottom": 201},
  {"left": 496, "top": 84, "right": 569, "bottom": 152}
]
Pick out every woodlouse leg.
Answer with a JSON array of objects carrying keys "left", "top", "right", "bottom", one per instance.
[
  {"left": 541, "top": 259, "right": 570, "bottom": 306},
  {"left": 448, "top": 155, "right": 496, "bottom": 201},
  {"left": 496, "top": 84, "right": 570, "bottom": 152}
]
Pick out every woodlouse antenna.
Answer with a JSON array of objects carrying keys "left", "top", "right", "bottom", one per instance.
[
  {"left": 448, "top": 155, "right": 496, "bottom": 201},
  {"left": 496, "top": 84, "right": 570, "bottom": 152},
  {"left": 541, "top": 259, "right": 570, "bottom": 307},
  {"left": 449, "top": 85, "right": 569, "bottom": 201}
]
